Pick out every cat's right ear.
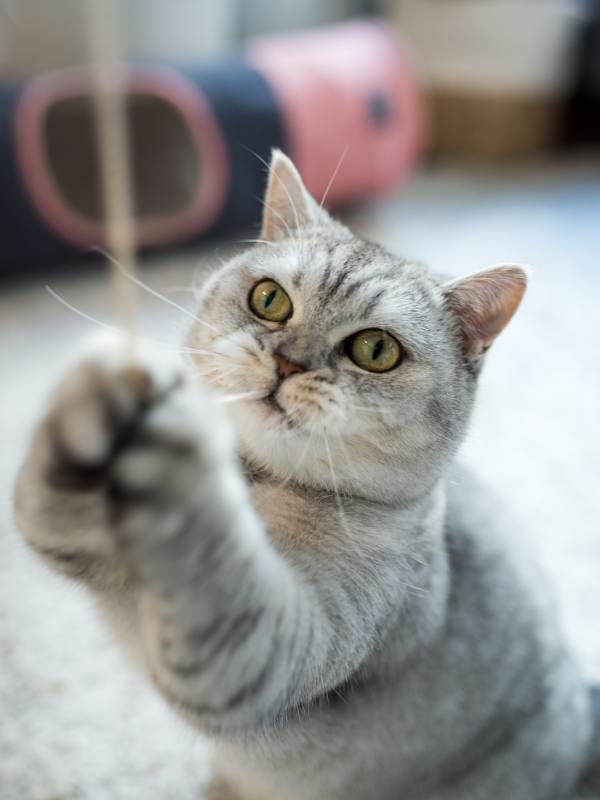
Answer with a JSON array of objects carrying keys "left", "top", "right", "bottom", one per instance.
[
  {"left": 260, "top": 150, "right": 330, "bottom": 241},
  {"left": 443, "top": 265, "right": 528, "bottom": 371}
]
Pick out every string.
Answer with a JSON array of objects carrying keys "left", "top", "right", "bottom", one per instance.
[{"left": 84, "top": 0, "right": 138, "bottom": 361}]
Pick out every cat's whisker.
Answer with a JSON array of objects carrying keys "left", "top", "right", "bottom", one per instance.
[
  {"left": 190, "top": 354, "right": 243, "bottom": 388},
  {"left": 46, "top": 286, "right": 116, "bottom": 332},
  {"left": 256, "top": 197, "right": 297, "bottom": 243},
  {"left": 219, "top": 390, "right": 264, "bottom": 405},
  {"left": 323, "top": 436, "right": 359, "bottom": 549},
  {"left": 94, "top": 247, "right": 219, "bottom": 334},
  {"left": 333, "top": 435, "right": 362, "bottom": 486},
  {"left": 323, "top": 435, "right": 389, "bottom": 565},
  {"left": 195, "top": 366, "right": 242, "bottom": 390},
  {"left": 180, "top": 345, "right": 223, "bottom": 357},
  {"left": 280, "top": 428, "right": 316, "bottom": 489},
  {"left": 238, "top": 238, "right": 277, "bottom": 248},
  {"left": 46, "top": 286, "right": 193, "bottom": 355},
  {"left": 246, "top": 146, "right": 302, "bottom": 234},
  {"left": 318, "top": 145, "right": 349, "bottom": 213}
]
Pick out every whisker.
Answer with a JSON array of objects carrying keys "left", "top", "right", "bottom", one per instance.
[
  {"left": 280, "top": 428, "right": 316, "bottom": 489},
  {"left": 46, "top": 285, "right": 116, "bottom": 332},
  {"left": 323, "top": 435, "right": 389, "bottom": 564},
  {"left": 333, "top": 435, "right": 362, "bottom": 485},
  {"left": 188, "top": 359, "right": 243, "bottom": 387},
  {"left": 94, "top": 247, "right": 219, "bottom": 333},
  {"left": 45, "top": 286, "right": 220, "bottom": 360},
  {"left": 323, "top": 437, "right": 352, "bottom": 526},
  {"left": 319, "top": 145, "right": 349, "bottom": 213},
  {"left": 323, "top": 435, "right": 383, "bottom": 570},
  {"left": 245, "top": 146, "right": 302, "bottom": 234},
  {"left": 204, "top": 367, "right": 242, "bottom": 386},
  {"left": 237, "top": 238, "right": 277, "bottom": 248},
  {"left": 255, "top": 196, "right": 296, "bottom": 243},
  {"left": 180, "top": 345, "right": 224, "bottom": 357},
  {"left": 219, "top": 390, "right": 263, "bottom": 405}
]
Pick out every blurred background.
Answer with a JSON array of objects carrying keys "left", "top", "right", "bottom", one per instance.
[{"left": 1, "top": 2, "right": 599, "bottom": 798}]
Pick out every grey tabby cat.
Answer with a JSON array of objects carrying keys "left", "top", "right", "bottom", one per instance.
[{"left": 14, "top": 151, "right": 600, "bottom": 800}]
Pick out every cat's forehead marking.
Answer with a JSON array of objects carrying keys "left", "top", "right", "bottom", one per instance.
[
  {"left": 358, "top": 288, "right": 386, "bottom": 319},
  {"left": 247, "top": 233, "right": 431, "bottom": 335},
  {"left": 291, "top": 270, "right": 303, "bottom": 289},
  {"left": 314, "top": 240, "right": 393, "bottom": 301}
]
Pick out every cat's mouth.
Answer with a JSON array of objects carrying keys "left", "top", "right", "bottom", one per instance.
[{"left": 263, "top": 392, "right": 296, "bottom": 429}]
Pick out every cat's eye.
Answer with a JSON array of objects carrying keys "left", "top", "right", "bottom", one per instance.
[
  {"left": 346, "top": 329, "right": 403, "bottom": 373},
  {"left": 248, "top": 280, "right": 293, "bottom": 323}
]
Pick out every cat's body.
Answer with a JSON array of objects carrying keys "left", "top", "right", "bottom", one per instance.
[
  {"left": 13, "top": 152, "right": 599, "bottom": 799},
  {"left": 208, "top": 470, "right": 590, "bottom": 800}
]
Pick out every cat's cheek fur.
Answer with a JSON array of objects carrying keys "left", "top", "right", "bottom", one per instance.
[{"left": 189, "top": 328, "right": 276, "bottom": 399}]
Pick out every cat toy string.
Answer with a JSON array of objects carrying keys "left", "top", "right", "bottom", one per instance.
[{"left": 84, "top": 0, "right": 139, "bottom": 360}]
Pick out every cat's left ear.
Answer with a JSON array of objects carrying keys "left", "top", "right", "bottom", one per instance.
[
  {"left": 260, "top": 149, "right": 330, "bottom": 241},
  {"left": 443, "top": 265, "right": 528, "bottom": 369}
]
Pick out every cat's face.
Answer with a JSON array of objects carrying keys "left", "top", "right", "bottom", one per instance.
[{"left": 187, "top": 152, "right": 526, "bottom": 502}]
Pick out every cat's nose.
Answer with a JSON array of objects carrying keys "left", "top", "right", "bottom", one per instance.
[{"left": 273, "top": 352, "right": 306, "bottom": 380}]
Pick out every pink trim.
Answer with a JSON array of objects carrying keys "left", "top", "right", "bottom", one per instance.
[
  {"left": 14, "top": 66, "right": 229, "bottom": 250},
  {"left": 248, "top": 19, "right": 425, "bottom": 205}
]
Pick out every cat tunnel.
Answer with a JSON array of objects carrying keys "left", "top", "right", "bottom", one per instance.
[{"left": 0, "top": 19, "right": 424, "bottom": 272}]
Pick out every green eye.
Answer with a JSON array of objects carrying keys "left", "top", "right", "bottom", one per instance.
[
  {"left": 347, "top": 329, "right": 403, "bottom": 373},
  {"left": 248, "top": 280, "right": 293, "bottom": 323}
]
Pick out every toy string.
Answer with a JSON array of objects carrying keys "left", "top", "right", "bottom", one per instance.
[{"left": 85, "top": 0, "right": 138, "bottom": 361}]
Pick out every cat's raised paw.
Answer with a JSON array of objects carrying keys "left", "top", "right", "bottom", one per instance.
[{"left": 43, "top": 336, "right": 185, "bottom": 491}]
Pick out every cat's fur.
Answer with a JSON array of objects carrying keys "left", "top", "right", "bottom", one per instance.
[{"left": 13, "top": 151, "right": 599, "bottom": 799}]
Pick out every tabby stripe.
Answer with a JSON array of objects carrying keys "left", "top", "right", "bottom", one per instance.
[
  {"left": 360, "top": 289, "right": 386, "bottom": 318},
  {"left": 324, "top": 266, "right": 353, "bottom": 302},
  {"left": 168, "top": 606, "right": 264, "bottom": 677},
  {"left": 36, "top": 546, "right": 98, "bottom": 577},
  {"left": 283, "top": 600, "right": 305, "bottom": 693},
  {"left": 318, "top": 265, "right": 334, "bottom": 295},
  {"left": 287, "top": 609, "right": 316, "bottom": 700},
  {"left": 221, "top": 609, "right": 284, "bottom": 711},
  {"left": 340, "top": 280, "right": 363, "bottom": 301}
]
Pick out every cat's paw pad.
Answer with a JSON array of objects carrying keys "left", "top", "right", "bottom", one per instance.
[
  {"left": 45, "top": 335, "right": 183, "bottom": 488},
  {"left": 104, "top": 367, "right": 233, "bottom": 586},
  {"left": 110, "top": 381, "right": 207, "bottom": 503}
]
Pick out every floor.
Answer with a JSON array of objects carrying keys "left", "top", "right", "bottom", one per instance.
[{"left": 1, "top": 158, "right": 599, "bottom": 799}]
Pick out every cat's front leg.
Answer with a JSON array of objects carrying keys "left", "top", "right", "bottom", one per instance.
[
  {"left": 14, "top": 338, "right": 386, "bottom": 735},
  {"left": 13, "top": 337, "right": 305, "bottom": 724},
  {"left": 98, "top": 372, "right": 405, "bottom": 734},
  {"left": 103, "top": 365, "right": 316, "bottom": 731},
  {"left": 13, "top": 337, "right": 182, "bottom": 591}
]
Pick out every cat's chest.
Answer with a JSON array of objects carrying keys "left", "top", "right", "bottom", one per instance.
[{"left": 248, "top": 480, "right": 341, "bottom": 551}]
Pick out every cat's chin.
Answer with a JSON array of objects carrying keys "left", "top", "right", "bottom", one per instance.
[
  {"left": 263, "top": 394, "right": 296, "bottom": 428},
  {"left": 232, "top": 392, "right": 298, "bottom": 434}
]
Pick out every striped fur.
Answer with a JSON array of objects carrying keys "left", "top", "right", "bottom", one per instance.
[{"left": 13, "top": 152, "right": 593, "bottom": 799}]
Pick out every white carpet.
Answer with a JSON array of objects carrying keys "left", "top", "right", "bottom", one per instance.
[{"left": 1, "top": 158, "right": 599, "bottom": 799}]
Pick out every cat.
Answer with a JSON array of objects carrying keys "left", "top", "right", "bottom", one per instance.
[{"left": 13, "top": 150, "right": 600, "bottom": 800}]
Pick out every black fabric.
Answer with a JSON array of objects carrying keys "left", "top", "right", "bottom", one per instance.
[
  {"left": 188, "top": 59, "right": 287, "bottom": 231},
  {"left": 0, "top": 60, "right": 287, "bottom": 274},
  {"left": 0, "top": 83, "right": 78, "bottom": 274},
  {"left": 562, "top": 1, "right": 600, "bottom": 146}
]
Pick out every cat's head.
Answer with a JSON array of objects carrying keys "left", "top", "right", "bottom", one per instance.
[{"left": 187, "top": 151, "right": 526, "bottom": 503}]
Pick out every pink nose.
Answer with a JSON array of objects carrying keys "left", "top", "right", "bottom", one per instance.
[{"left": 274, "top": 353, "right": 305, "bottom": 379}]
